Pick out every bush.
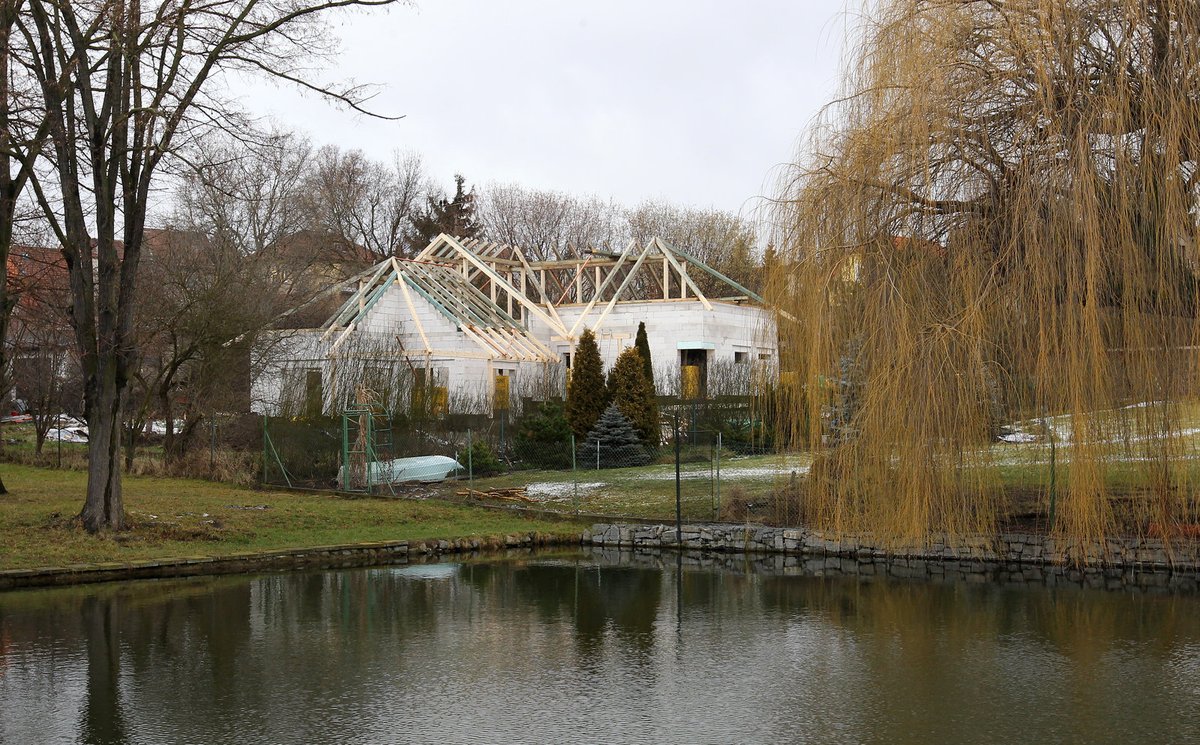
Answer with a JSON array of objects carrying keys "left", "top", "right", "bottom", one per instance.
[
  {"left": 608, "top": 346, "right": 659, "bottom": 445},
  {"left": 581, "top": 404, "right": 651, "bottom": 468},
  {"left": 513, "top": 400, "right": 573, "bottom": 469},
  {"left": 465, "top": 439, "right": 503, "bottom": 476},
  {"left": 566, "top": 329, "right": 606, "bottom": 438}
]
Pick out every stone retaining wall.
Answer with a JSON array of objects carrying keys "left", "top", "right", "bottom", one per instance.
[
  {"left": 0, "top": 532, "right": 564, "bottom": 590},
  {"left": 581, "top": 546, "right": 1197, "bottom": 593},
  {"left": 583, "top": 523, "right": 1200, "bottom": 572}
]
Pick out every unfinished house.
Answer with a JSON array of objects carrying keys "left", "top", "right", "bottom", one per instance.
[{"left": 252, "top": 233, "right": 777, "bottom": 416}]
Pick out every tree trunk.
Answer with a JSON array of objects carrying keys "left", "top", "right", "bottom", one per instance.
[
  {"left": 170, "top": 412, "right": 203, "bottom": 460},
  {"left": 162, "top": 388, "right": 176, "bottom": 462},
  {"left": 80, "top": 372, "right": 126, "bottom": 532}
]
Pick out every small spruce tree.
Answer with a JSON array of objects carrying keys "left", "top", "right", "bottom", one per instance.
[
  {"left": 583, "top": 403, "right": 650, "bottom": 468},
  {"left": 566, "top": 328, "right": 606, "bottom": 439},
  {"left": 514, "top": 399, "right": 573, "bottom": 469},
  {"left": 634, "top": 321, "right": 654, "bottom": 391},
  {"left": 608, "top": 346, "right": 660, "bottom": 445}
]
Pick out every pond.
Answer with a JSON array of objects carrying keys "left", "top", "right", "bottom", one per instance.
[{"left": 2, "top": 549, "right": 1199, "bottom": 744}]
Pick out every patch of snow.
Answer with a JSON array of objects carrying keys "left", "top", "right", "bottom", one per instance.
[
  {"left": 527, "top": 481, "right": 604, "bottom": 501},
  {"left": 635, "top": 462, "right": 811, "bottom": 481},
  {"left": 999, "top": 432, "right": 1038, "bottom": 443}
]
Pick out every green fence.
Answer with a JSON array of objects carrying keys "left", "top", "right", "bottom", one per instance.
[{"left": 262, "top": 405, "right": 801, "bottom": 523}]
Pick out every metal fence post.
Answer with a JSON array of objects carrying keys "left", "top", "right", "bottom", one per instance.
[
  {"left": 210, "top": 410, "right": 216, "bottom": 474},
  {"left": 467, "top": 428, "right": 474, "bottom": 495},
  {"left": 675, "top": 413, "right": 682, "bottom": 542},
  {"left": 261, "top": 416, "right": 267, "bottom": 484},
  {"left": 571, "top": 433, "right": 578, "bottom": 515},
  {"left": 341, "top": 413, "right": 350, "bottom": 492},
  {"left": 715, "top": 431, "right": 722, "bottom": 519}
]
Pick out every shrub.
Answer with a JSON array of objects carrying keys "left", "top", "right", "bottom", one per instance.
[
  {"left": 513, "top": 400, "right": 573, "bottom": 469},
  {"left": 581, "top": 404, "right": 650, "bottom": 468},
  {"left": 608, "top": 346, "right": 659, "bottom": 445},
  {"left": 566, "top": 328, "right": 607, "bottom": 439},
  {"left": 634, "top": 321, "right": 654, "bottom": 391},
  {"left": 465, "top": 439, "right": 503, "bottom": 476}
]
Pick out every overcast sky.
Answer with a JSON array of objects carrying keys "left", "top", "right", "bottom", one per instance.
[{"left": 232, "top": 1, "right": 852, "bottom": 217}]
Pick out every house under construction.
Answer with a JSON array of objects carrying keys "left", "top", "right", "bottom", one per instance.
[{"left": 252, "top": 233, "right": 777, "bottom": 416}]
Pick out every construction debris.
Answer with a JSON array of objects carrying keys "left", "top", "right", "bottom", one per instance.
[{"left": 457, "top": 487, "right": 536, "bottom": 503}]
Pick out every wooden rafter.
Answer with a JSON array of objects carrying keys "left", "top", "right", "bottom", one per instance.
[{"left": 567, "top": 238, "right": 638, "bottom": 337}]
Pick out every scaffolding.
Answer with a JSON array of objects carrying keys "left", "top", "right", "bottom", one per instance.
[{"left": 340, "top": 387, "right": 395, "bottom": 494}]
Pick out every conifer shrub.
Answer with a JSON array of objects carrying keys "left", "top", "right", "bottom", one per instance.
[
  {"left": 608, "top": 346, "right": 660, "bottom": 445},
  {"left": 566, "top": 328, "right": 606, "bottom": 439},
  {"left": 581, "top": 404, "right": 651, "bottom": 468},
  {"left": 465, "top": 439, "right": 503, "bottom": 476},
  {"left": 634, "top": 321, "right": 655, "bottom": 391},
  {"left": 513, "top": 399, "right": 573, "bottom": 469}
]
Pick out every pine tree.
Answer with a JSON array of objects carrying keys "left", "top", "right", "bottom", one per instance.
[
  {"left": 722, "top": 235, "right": 762, "bottom": 294},
  {"left": 566, "top": 328, "right": 606, "bottom": 439},
  {"left": 582, "top": 403, "right": 650, "bottom": 468},
  {"left": 408, "top": 173, "right": 479, "bottom": 250},
  {"left": 608, "top": 346, "right": 659, "bottom": 445},
  {"left": 634, "top": 321, "right": 654, "bottom": 391},
  {"left": 514, "top": 399, "right": 573, "bottom": 469}
]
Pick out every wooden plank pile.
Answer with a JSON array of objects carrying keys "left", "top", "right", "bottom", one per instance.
[{"left": 457, "top": 487, "right": 536, "bottom": 503}]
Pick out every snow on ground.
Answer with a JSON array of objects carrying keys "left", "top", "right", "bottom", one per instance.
[
  {"left": 520, "top": 458, "right": 811, "bottom": 499},
  {"left": 526, "top": 481, "right": 604, "bottom": 501},
  {"left": 999, "top": 402, "right": 1200, "bottom": 446},
  {"left": 635, "top": 462, "right": 811, "bottom": 481},
  {"left": 999, "top": 432, "right": 1038, "bottom": 443}
]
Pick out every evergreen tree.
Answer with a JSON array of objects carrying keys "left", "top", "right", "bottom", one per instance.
[
  {"left": 582, "top": 403, "right": 650, "bottom": 468},
  {"left": 722, "top": 235, "right": 762, "bottom": 294},
  {"left": 566, "top": 328, "right": 606, "bottom": 439},
  {"left": 608, "top": 346, "right": 660, "bottom": 445},
  {"left": 409, "top": 173, "right": 479, "bottom": 250},
  {"left": 514, "top": 399, "right": 573, "bottom": 468},
  {"left": 634, "top": 321, "right": 654, "bottom": 391}
]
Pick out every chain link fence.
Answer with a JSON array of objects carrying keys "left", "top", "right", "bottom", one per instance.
[{"left": 261, "top": 400, "right": 805, "bottom": 524}]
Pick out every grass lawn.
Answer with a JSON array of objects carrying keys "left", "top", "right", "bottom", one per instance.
[
  {"left": 443, "top": 451, "right": 812, "bottom": 520},
  {"left": 0, "top": 464, "right": 583, "bottom": 571}
]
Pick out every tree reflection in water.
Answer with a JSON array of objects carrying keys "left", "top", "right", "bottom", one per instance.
[{"left": 0, "top": 553, "right": 1198, "bottom": 744}]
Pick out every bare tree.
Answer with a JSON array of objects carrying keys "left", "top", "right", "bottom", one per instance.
[
  {"left": 627, "top": 200, "right": 759, "bottom": 295},
  {"left": 0, "top": 0, "right": 59, "bottom": 493},
  {"left": 19, "top": 0, "right": 405, "bottom": 532},
  {"left": 304, "top": 146, "right": 429, "bottom": 259},
  {"left": 175, "top": 131, "right": 316, "bottom": 256},
  {"left": 125, "top": 228, "right": 283, "bottom": 467},
  {"left": 11, "top": 328, "right": 80, "bottom": 454},
  {"left": 6, "top": 241, "right": 78, "bottom": 454},
  {"left": 478, "top": 183, "right": 625, "bottom": 260}
]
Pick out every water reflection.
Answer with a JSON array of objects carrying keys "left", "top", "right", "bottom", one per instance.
[{"left": 1, "top": 550, "right": 1199, "bottom": 744}]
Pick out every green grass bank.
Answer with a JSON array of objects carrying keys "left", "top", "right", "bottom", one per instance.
[{"left": 0, "top": 464, "right": 582, "bottom": 571}]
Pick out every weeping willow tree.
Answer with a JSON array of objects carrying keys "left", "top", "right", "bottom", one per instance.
[{"left": 773, "top": 0, "right": 1200, "bottom": 550}]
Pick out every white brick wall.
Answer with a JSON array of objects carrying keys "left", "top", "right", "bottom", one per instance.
[{"left": 253, "top": 283, "right": 777, "bottom": 414}]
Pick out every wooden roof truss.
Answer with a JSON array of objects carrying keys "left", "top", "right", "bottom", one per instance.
[
  {"left": 306, "top": 233, "right": 765, "bottom": 363},
  {"left": 322, "top": 255, "right": 556, "bottom": 363},
  {"left": 416, "top": 233, "right": 765, "bottom": 340}
]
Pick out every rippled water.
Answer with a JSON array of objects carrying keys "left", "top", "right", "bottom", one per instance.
[{"left": 2, "top": 550, "right": 1200, "bottom": 744}]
